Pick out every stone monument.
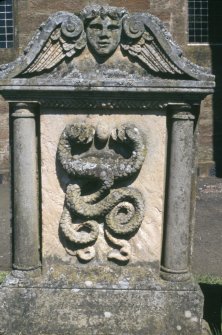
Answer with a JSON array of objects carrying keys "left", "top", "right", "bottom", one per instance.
[{"left": 0, "top": 5, "right": 214, "bottom": 335}]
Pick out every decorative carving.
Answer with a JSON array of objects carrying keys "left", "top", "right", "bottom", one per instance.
[
  {"left": 82, "top": 5, "right": 126, "bottom": 58},
  {"left": 57, "top": 122, "right": 146, "bottom": 263},
  {"left": 0, "top": 6, "right": 215, "bottom": 81},
  {"left": 21, "top": 5, "right": 187, "bottom": 77},
  {"left": 2, "top": 95, "right": 189, "bottom": 111},
  {"left": 23, "top": 14, "right": 86, "bottom": 74},
  {"left": 121, "top": 14, "right": 183, "bottom": 75},
  {"left": 33, "top": 98, "right": 169, "bottom": 111}
]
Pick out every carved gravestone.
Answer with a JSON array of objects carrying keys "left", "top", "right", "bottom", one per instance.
[{"left": 0, "top": 5, "right": 214, "bottom": 335}]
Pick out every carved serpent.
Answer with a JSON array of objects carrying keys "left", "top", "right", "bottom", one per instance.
[
  {"left": 57, "top": 122, "right": 146, "bottom": 262},
  {"left": 57, "top": 122, "right": 146, "bottom": 202},
  {"left": 65, "top": 184, "right": 144, "bottom": 236}
]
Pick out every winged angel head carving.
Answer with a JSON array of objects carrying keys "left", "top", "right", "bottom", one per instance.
[
  {"left": 82, "top": 6, "right": 126, "bottom": 57},
  {"left": 23, "top": 5, "right": 186, "bottom": 76}
]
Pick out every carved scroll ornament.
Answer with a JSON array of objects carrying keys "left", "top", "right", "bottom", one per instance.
[
  {"left": 57, "top": 122, "right": 147, "bottom": 263},
  {"left": 21, "top": 5, "right": 186, "bottom": 77}
]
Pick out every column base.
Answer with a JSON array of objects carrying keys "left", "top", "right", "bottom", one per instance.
[
  {"left": 160, "top": 265, "right": 191, "bottom": 282},
  {"left": 11, "top": 267, "right": 42, "bottom": 279}
]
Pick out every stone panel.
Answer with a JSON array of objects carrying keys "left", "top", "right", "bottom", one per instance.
[{"left": 40, "top": 112, "right": 166, "bottom": 266}]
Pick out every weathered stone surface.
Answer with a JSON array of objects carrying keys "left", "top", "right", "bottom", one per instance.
[
  {"left": 0, "top": 98, "right": 11, "bottom": 271},
  {"left": 12, "top": 104, "right": 40, "bottom": 270},
  {"left": 0, "top": 99, "right": 9, "bottom": 173},
  {"left": 192, "top": 177, "right": 222, "bottom": 277},
  {"left": 57, "top": 121, "right": 147, "bottom": 263},
  {"left": 0, "top": 278, "right": 204, "bottom": 335},
  {"left": 0, "top": 5, "right": 214, "bottom": 83},
  {"left": 0, "top": 185, "right": 11, "bottom": 270},
  {"left": 161, "top": 106, "right": 195, "bottom": 282},
  {"left": 41, "top": 113, "right": 166, "bottom": 266}
]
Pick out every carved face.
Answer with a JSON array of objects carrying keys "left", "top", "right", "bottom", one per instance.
[{"left": 86, "top": 16, "right": 122, "bottom": 56}]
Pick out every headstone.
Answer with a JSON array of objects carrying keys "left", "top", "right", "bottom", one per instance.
[{"left": 0, "top": 5, "right": 214, "bottom": 335}]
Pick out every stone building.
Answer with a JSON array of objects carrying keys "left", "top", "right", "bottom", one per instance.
[{"left": 0, "top": 0, "right": 220, "bottom": 270}]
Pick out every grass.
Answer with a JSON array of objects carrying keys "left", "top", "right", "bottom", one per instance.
[
  {"left": 0, "top": 271, "right": 8, "bottom": 284},
  {"left": 196, "top": 274, "right": 222, "bottom": 286},
  {"left": 211, "top": 328, "right": 221, "bottom": 335}
]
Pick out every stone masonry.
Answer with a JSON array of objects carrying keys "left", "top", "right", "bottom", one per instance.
[{"left": 0, "top": 0, "right": 220, "bottom": 282}]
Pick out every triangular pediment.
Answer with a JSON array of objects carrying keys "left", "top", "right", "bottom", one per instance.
[{"left": 0, "top": 5, "right": 214, "bottom": 91}]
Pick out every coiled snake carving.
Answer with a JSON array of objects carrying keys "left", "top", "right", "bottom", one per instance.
[{"left": 57, "top": 122, "right": 147, "bottom": 263}]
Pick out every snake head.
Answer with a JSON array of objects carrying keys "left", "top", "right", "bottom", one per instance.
[
  {"left": 111, "top": 124, "right": 139, "bottom": 142},
  {"left": 95, "top": 122, "right": 110, "bottom": 142},
  {"left": 67, "top": 123, "right": 95, "bottom": 144},
  {"left": 111, "top": 125, "right": 126, "bottom": 142}
]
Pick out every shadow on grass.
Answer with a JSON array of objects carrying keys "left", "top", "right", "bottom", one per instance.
[{"left": 200, "top": 284, "right": 222, "bottom": 335}]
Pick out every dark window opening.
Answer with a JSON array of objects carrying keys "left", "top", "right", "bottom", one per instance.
[
  {"left": 208, "top": 0, "right": 222, "bottom": 44},
  {"left": 188, "top": 0, "right": 222, "bottom": 44},
  {"left": 0, "top": 0, "right": 14, "bottom": 48}
]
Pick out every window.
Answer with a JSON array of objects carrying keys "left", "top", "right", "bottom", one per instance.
[
  {"left": 188, "top": 0, "right": 222, "bottom": 44},
  {"left": 0, "top": 0, "right": 14, "bottom": 48},
  {"left": 188, "top": 0, "right": 209, "bottom": 43}
]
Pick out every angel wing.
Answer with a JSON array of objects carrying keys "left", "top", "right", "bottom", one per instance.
[
  {"left": 121, "top": 15, "right": 184, "bottom": 76},
  {"left": 23, "top": 15, "right": 86, "bottom": 74}
]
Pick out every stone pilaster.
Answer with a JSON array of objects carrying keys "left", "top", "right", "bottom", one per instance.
[
  {"left": 12, "top": 102, "right": 40, "bottom": 270},
  {"left": 160, "top": 103, "right": 197, "bottom": 281}
]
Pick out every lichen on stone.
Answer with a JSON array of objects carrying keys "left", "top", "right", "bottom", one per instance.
[{"left": 57, "top": 122, "right": 147, "bottom": 263}]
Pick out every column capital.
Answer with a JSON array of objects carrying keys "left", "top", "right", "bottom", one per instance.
[
  {"left": 11, "top": 102, "right": 38, "bottom": 118},
  {"left": 167, "top": 103, "right": 199, "bottom": 120}
]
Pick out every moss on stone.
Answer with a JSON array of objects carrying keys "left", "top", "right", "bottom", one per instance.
[
  {"left": 0, "top": 271, "right": 8, "bottom": 284},
  {"left": 195, "top": 274, "right": 222, "bottom": 286}
]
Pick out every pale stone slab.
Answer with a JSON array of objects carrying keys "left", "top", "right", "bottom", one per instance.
[{"left": 40, "top": 111, "right": 166, "bottom": 265}]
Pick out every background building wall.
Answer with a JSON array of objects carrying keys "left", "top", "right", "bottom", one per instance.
[{"left": 0, "top": 0, "right": 220, "bottom": 271}]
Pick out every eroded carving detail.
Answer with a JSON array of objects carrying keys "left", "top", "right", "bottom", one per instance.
[
  {"left": 22, "top": 5, "right": 185, "bottom": 77},
  {"left": 82, "top": 5, "right": 126, "bottom": 58},
  {"left": 23, "top": 14, "right": 86, "bottom": 74},
  {"left": 27, "top": 98, "right": 169, "bottom": 110},
  {"left": 57, "top": 122, "right": 146, "bottom": 263},
  {"left": 121, "top": 15, "right": 183, "bottom": 75}
]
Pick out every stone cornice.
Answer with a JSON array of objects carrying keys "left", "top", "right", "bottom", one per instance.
[{"left": 5, "top": 95, "right": 201, "bottom": 113}]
